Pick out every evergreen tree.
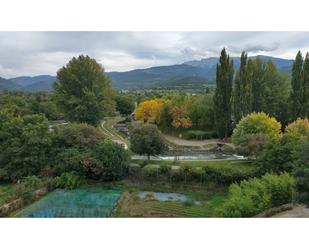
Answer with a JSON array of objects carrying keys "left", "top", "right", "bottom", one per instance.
[
  {"left": 291, "top": 51, "right": 304, "bottom": 119},
  {"left": 233, "top": 51, "right": 252, "bottom": 123},
  {"left": 302, "top": 53, "right": 309, "bottom": 117},
  {"left": 214, "top": 48, "right": 234, "bottom": 139}
]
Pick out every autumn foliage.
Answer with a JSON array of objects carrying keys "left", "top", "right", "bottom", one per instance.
[
  {"left": 135, "top": 98, "right": 166, "bottom": 124},
  {"left": 169, "top": 106, "right": 192, "bottom": 129}
]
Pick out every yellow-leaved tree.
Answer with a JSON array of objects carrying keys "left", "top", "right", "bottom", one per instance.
[{"left": 135, "top": 98, "right": 166, "bottom": 124}]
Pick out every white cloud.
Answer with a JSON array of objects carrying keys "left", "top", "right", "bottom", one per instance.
[{"left": 1, "top": 32, "right": 309, "bottom": 78}]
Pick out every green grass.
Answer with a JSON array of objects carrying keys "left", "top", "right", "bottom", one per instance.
[
  {"left": 0, "top": 184, "right": 17, "bottom": 206},
  {"left": 112, "top": 187, "right": 227, "bottom": 217}
]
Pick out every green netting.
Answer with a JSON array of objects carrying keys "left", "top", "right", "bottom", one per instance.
[{"left": 18, "top": 187, "right": 122, "bottom": 218}]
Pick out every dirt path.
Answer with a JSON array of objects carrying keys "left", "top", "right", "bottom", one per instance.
[
  {"left": 99, "top": 117, "right": 129, "bottom": 149},
  {"left": 162, "top": 134, "right": 234, "bottom": 149},
  {"left": 272, "top": 205, "right": 309, "bottom": 218}
]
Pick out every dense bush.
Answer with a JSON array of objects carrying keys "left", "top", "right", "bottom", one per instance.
[
  {"left": 232, "top": 112, "right": 281, "bottom": 145},
  {"left": 183, "top": 130, "right": 216, "bottom": 140},
  {"left": 235, "top": 133, "right": 268, "bottom": 158},
  {"left": 55, "top": 172, "right": 86, "bottom": 189},
  {"left": 15, "top": 176, "right": 44, "bottom": 200},
  {"left": 293, "top": 142, "right": 309, "bottom": 205},
  {"left": 142, "top": 164, "right": 160, "bottom": 178},
  {"left": 49, "top": 123, "right": 105, "bottom": 176},
  {"left": 89, "top": 141, "right": 130, "bottom": 181},
  {"left": 285, "top": 118, "right": 309, "bottom": 140},
  {"left": 0, "top": 112, "right": 51, "bottom": 181},
  {"left": 258, "top": 134, "right": 302, "bottom": 174},
  {"left": 221, "top": 173, "right": 295, "bottom": 217},
  {"left": 203, "top": 164, "right": 259, "bottom": 185}
]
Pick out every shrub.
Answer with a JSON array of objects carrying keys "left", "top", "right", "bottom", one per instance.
[
  {"left": 55, "top": 172, "right": 86, "bottom": 189},
  {"left": 293, "top": 142, "right": 309, "bottom": 205},
  {"left": 15, "top": 175, "right": 43, "bottom": 200},
  {"left": 221, "top": 173, "right": 295, "bottom": 217},
  {"left": 285, "top": 118, "right": 309, "bottom": 141},
  {"left": 258, "top": 134, "right": 301, "bottom": 174},
  {"left": 221, "top": 144, "right": 236, "bottom": 154},
  {"left": 19, "top": 175, "right": 42, "bottom": 189},
  {"left": 159, "top": 164, "right": 172, "bottom": 174},
  {"left": 235, "top": 133, "right": 268, "bottom": 158},
  {"left": 262, "top": 173, "right": 296, "bottom": 207},
  {"left": 142, "top": 164, "right": 160, "bottom": 178},
  {"left": 90, "top": 140, "right": 130, "bottom": 181},
  {"left": 203, "top": 164, "right": 259, "bottom": 185},
  {"left": 232, "top": 112, "right": 281, "bottom": 146}
]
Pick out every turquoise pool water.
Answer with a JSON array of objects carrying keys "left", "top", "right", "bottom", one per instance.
[{"left": 18, "top": 187, "right": 122, "bottom": 218}]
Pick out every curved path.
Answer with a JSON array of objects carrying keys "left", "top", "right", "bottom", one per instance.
[
  {"left": 271, "top": 205, "right": 309, "bottom": 218},
  {"left": 99, "top": 117, "right": 129, "bottom": 149}
]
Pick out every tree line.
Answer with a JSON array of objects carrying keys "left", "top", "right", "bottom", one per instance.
[{"left": 214, "top": 48, "right": 309, "bottom": 139}]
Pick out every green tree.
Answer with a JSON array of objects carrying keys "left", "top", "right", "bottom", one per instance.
[
  {"left": 232, "top": 112, "right": 281, "bottom": 145},
  {"left": 0, "top": 112, "right": 51, "bottom": 181},
  {"left": 214, "top": 48, "right": 234, "bottom": 139},
  {"left": 291, "top": 51, "right": 304, "bottom": 119},
  {"left": 249, "top": 59, "right": 290, "bottom": 125},
  {"left": 114, "top": 95, "right": 135, "bottom": 116},
  {"left": 251, "top": 58, "right": 267, "bottom": 112},
  {"left": 130, "top": 124, "right": 167, "bottom": 160},
  {"left": 90, "top": 141, "right": 130, "bottom": 181},
  {"left": 263, "top": 61, "right": 290, "bottom": 124},
  {"left": 302, "top": 53, "right": 309, "bottom": 117},
  {"left": 54, "top": 55, "right": 115, "bottom": 125},
  {"left": 189, "top": 94, "right": 215, "bottom": 130},
  {"left": 233, "top": 52, "right": 252, "bottom": 123}
]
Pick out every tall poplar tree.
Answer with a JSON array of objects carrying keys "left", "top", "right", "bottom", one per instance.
[
  {"left": 302, "top": 53, "right": 309, "bottom": 117},
  {"left": 233, "top": 51, "right": 252, "bottom": 123},
  {"left": 214, "top": 48, "right": 234, "bottom": 139},
  {"left": 291, "top": 51, "right": 304, "bottom": 119}
]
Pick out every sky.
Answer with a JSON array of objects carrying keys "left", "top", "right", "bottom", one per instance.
[{"left": 1, "top": 31, "right": 309, "bottom": 78}]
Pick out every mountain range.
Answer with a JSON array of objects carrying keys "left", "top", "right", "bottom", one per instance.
[{"left": 0, "top": 55, "right": 294, "bottom": 92}]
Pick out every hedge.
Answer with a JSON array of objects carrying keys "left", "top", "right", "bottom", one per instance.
[{"left": 221, "top": 172, "right": 295, "bottom": 217}]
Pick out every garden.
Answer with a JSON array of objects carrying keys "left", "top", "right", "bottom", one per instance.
[{"left": 1, "top": 52, "right": 309, "bottom": 218}]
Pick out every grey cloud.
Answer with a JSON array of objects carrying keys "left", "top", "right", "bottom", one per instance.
[{"left": 1, "top": 32, "right": 309, "bottom": 78}]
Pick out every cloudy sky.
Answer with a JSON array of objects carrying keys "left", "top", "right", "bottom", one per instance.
[{"left": 1, "top": 31, "right": 309, "bottom": 78}]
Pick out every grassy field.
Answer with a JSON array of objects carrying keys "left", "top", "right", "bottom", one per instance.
[
  {"left": 0, "top": 184, "right": 17, "bottom": 206},
  {"left": 112, "top": 186, "right": 226, "bottom": 217}
]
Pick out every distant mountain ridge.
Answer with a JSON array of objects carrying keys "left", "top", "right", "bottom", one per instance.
[
  {"left": 9, "top": 75, "right": 57, "bottom": 91},
  {"left": 109, "top": 55, "right": 294, "bottom": 89},
  {"left": 0, "top": 55, "right": 294, "bottom": 91}
]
